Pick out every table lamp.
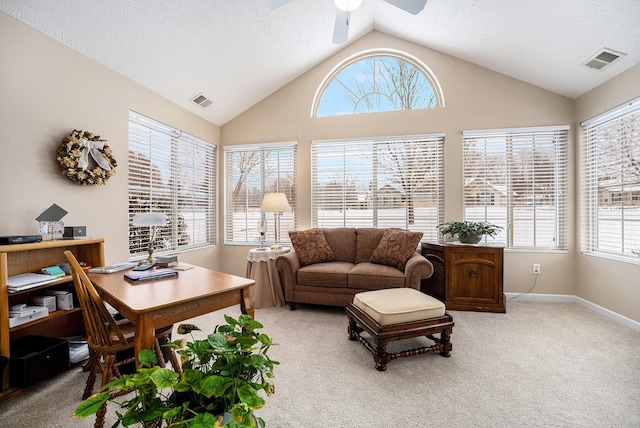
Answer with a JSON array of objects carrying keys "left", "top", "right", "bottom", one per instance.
[
  {"left": 260, "top": 193, "right": 291, "bottom": 250},
  {"left": 132, "top": 212, "right": 167, "bottom": 264}
]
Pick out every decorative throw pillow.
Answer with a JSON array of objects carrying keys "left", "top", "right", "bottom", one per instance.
[
  {"left": 369, "top": 229, "right": 423, "bottom": 270},
  {"left": 289, "top": 229, "right": 336, "bottom": 267}
]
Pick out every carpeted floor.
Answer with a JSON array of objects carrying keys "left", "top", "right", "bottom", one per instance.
[{"left": 0, "top": 301, "right": 638, "bottom": 427}]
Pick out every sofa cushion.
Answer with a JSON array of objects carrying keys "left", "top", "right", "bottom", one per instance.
[
  {"left": 369, "top": 229, "right": 423, "bottom": 270},
  {"left": 289, "top": 229, "right": 336, "bottom": 267},
  {"left": 348, "top": 262, "right": 406, "bottom": 290},
  {"left": 321, "top": 228, "right": 356, "bottom": 263},
  {"left": 354, "top": 228, "right": 386, "bottom": 264},
  {"left": 297, "top": 262, "right": 353, "bottom": 288}
]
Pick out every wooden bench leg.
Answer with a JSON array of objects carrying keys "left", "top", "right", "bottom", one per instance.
[{"left": 373, "top": 343, "right": 390, "bottom": 371}]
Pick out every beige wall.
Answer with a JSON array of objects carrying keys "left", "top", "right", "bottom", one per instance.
[
  {"left": 573, "top": 64, "right": 640, "bottom": 322},
  {"left": 3, "top": 10, "right": 637, "bottom": 323},
  {"left": 0, "top": 13, "right": 221, "bottom": 268},
  {"left": 221, "top": 31, "right": 577, "bottom": 302}
]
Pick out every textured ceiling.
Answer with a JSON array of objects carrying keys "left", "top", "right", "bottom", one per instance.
[{"left": 2, "top": 0, "right": 639, "bottom": 126}]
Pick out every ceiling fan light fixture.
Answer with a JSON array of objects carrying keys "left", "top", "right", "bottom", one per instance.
[{"left": 334, "top": 0, "right": 363, "bottom": 12}]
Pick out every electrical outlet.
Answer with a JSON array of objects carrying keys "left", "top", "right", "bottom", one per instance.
[{"left": 532, "top": 263, "right": 541, "bottom": 275}]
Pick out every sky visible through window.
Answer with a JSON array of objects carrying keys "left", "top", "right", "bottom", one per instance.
[{"left": 316, "top": 56, "right": 438, "bottom": 116}]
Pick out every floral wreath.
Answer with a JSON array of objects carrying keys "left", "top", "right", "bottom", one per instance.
[{"left": 56, "top": 130, "right": 117, "bottom": 186}]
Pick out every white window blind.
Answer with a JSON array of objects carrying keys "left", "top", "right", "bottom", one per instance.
[
  {"left": 580, "top": 97, "right": 640, "bottom": 261},
  {"left": 128, "top": 111, "right": 216, "bottom": 258},
  {"left": 224, "top": 142, "right": 296, "bottom": 245},
  {"left": 311, "top": 135, "right": 444, "bottom": 241},
  {"left": 462, "top": 126, "right": 569, "bottom": 250}
]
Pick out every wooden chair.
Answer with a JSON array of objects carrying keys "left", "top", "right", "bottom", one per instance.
[{"left": 64, "top": 250, "right": 181, "bottom": 428}]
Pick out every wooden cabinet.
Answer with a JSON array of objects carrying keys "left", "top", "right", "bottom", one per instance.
[
  {"left": 421, "top": 242, "right": 505, "bottom": 313},
  {"left": 0, "top": 238, "right": 104, "bottom": 395}
]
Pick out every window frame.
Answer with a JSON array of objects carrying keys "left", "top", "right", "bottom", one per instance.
[
  {"left": 580, "top": 96, "right": 640, "bottom": 264},
  {"left": 462, "top": 125, "right": 570, "bottom": 251},
  {"left": 128, "top": 111, "right": 216, "bottom": 260},
  {"left": 311, "top": 134, "right": 445, "bottom": 241},
  {"left": 311, "top": 49, "right": 445, "bottom": 117},
  {"left": 224, "top": 142, "right": 297, "bottom": 246}
]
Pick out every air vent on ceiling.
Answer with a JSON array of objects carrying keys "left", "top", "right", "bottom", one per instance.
[
  {"left": 583, "top": 48, "right": 626, "bottom": 71},
  {"left": 191, "top": 93, "right": 213, "bottom": 108}
]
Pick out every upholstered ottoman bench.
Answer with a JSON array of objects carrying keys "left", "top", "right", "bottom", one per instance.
[{"left": 346, "top": 288, "right": 454, "bottom": 371}]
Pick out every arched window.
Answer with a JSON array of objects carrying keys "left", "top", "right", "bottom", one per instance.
[{"left": 313, "top": 50, "right": 443, "bottom": 117}]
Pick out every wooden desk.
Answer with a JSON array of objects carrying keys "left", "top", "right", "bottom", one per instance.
[{"left": 89, "top": 266, "right": 255, "bottom": 359}]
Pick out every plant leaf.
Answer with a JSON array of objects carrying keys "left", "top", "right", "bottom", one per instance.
[
  {"left": 73, "top": 392, "right": 110, "bottom": 418},
  {"left": 138, "top": 348, "right": 158, "bottom": 367},
  {"left": 177, "top": 323, "right": 202, "bottom": 334},
  {"left": 190, "top": 412, "right": 216, "bottom": 428},
  {"left": 199, "top": 375, "right": 228, "bottom": 398},
  {"left": 150, "top": 367, "right": 180, "bottom": 389}
]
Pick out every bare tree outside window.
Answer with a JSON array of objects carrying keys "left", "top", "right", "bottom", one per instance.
[
  {"left": 316, "top": 54, "right": 441, "bottom": 117},
  {"left": 225, "top": 144, "right": 296, "bottom": 244}
]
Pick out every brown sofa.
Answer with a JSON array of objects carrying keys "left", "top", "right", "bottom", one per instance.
[{"left": 275, "top": 228, "right": 433, "bottom": 309}]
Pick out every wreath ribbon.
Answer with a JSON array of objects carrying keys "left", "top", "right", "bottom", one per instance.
[{"left": 78, "top": 137, "right": 111, "bottom": 171}]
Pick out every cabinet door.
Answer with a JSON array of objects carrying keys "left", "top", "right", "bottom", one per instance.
[{"left": 446, "top": 247, "right": 504, "bottom": 311}]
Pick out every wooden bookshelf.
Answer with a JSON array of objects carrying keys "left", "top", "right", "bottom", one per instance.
[{"left": 0, "top": 238, "right": 104, "bottom": 397}]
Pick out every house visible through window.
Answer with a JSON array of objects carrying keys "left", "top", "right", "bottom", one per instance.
[
  {"left": 311, "top": 135, "right": 444, "bottom": 241},
  {"left": 314, "top": 51, "right": 443, "bottom": 117},
  {"left": 224, "top": 142, "right": 296, "bottom": 245},
  {"left": 128, "top": 111, "right": 216, "bottom": 258},
  {"left": 580, "top": 96, "right": 640, "bottom": 262},
  {"left": 462, "top": 126, "right": 569, "bottom": 250}
]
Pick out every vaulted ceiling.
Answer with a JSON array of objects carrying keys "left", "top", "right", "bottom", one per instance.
[{"left": 2, "top": 0, "right": 639, "bottom": 126}]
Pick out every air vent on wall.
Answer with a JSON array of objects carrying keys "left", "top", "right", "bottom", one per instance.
[
  {"left": 583, "top": 48, "right": 626, "bottom": 70},
  {"left": 191, "top": 93, "right": 213, "bottom": 108}
]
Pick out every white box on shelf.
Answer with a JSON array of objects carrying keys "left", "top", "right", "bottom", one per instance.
[
  {"left": 29, "top": 295, "right": 57, "bottom": 312},
  {"left": 8, "top": 306, "right": 49, "bottom": 328},
  {"left": 43, "top": 290, "right": 74, "bottom": 310}
]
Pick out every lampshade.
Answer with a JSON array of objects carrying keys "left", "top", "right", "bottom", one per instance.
[
  {"left": 334, "top": 0, "right": 362, "bottom": 12},
  {"left": 260, "top": 193, "right": 291, "bottom": 213},
  {"left": 132, "top": 212, "right": 167, "bottom": 227}
]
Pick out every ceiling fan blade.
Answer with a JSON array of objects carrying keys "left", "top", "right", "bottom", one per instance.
[
  {"left": 264, "top": 0, "right": 300, "bottom": 9},
  {"left": 382, "top": 0, "right": 427, "bottom": 15},
  {"left": 332, "top": 9, "right": 350, "bottom": 44}
]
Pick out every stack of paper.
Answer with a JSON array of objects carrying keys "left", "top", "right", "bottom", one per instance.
[{"left": 7, "top": 273, "right": 61, "bottom": 292}]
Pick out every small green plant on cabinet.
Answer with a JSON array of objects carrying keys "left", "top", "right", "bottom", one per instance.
[
  {"left": 436, "top": 220, "right": 503, "bottom": 244},
  {"left": 73, "top": 314, "right": 278, "bottom": 427}
]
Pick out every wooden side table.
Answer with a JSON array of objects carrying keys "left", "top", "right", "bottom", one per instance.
[
  {"left": 246, "top": 247, "right": 290, "bottom": 308},
  {"left": 421, "top": 242, "right": 505, "bottom": 313}
]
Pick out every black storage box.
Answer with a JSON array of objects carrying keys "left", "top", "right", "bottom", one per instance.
[
  {"left": 63, "top": 226, "right": 86, "bottom": 239},
  {"left": 10, "top": 335, "right": 69, "bottom": 387}
]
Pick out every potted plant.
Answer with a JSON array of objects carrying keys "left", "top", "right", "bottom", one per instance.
[
  {"left": 436, "top": 220, "right": 502, "bottom": 244},
  {"left": 74, "top": 314, "right": 278, "bottom": 427}
]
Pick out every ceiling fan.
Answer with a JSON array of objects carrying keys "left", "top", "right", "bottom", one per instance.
[{"left": 265, "top": 0, "right": 428, "bottom": 44}]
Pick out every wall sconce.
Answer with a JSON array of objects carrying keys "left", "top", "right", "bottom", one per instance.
[
  {"left": 260, "top": 193, "right": 291, "bottom": 250},
  {"left": 132, "top": 212, "right": 167, "bottom": 264}
]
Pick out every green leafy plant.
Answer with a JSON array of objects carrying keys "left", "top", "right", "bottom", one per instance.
[
  {"left": 73, "top": 314, "right": 278, "bottom": 427},
  {"left": 436, "top": 221, "right": 502, "bottom": 244}
]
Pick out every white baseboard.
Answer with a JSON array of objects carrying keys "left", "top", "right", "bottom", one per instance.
[{"left": 505, "top": 292, "right": 640, "bottom": 332}]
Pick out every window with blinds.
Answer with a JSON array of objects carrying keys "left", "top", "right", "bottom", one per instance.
[
  {"left": 224, "top": 142, "right": 296, "bottom": 245},
  {"left": 580, "top": 97, "right": 640, "bottom": 262},
  {"left": 311, "top": 135, "right": 444, "bottom": 241},
  {"left": 462, "top": 126, "right": 569, "bottom": 250},
  {"left": 128, "top": 111, "right": 216, "bottom": 258}
]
